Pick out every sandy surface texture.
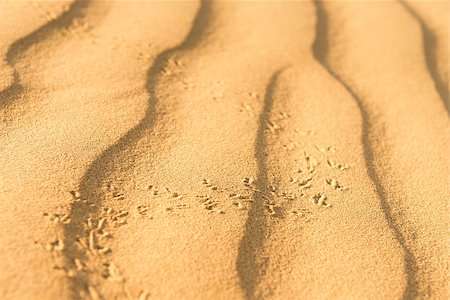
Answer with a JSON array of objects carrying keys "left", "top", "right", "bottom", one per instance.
[{"left": 0, "top": 1, "right": 448, "bottom": 299}]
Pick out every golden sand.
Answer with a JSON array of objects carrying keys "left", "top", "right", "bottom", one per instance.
[{"left": 0, "top": 1, "right": 448, "bottom": 299}]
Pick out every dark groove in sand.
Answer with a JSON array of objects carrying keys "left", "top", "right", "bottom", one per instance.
[
  {"left": 0, "top": 0, "right": 93, "bottom": 112},
  {"left": 62, "top": 1, "right": 213, "bottom": 298},
  {"left": 236, "top": 71, "right": 283, "bottom": 299},
  {"left": 399, "top": 0, "right": 449, "bottom": 114},
  {"left": 312, "top": 1, "right": 418, "bottom": 299}
]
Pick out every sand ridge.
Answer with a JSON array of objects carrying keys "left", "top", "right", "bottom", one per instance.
[{"left": 0, "top": 0, "right": 448, "bottom": 299}]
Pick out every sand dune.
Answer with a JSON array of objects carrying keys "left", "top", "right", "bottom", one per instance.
[{"left": 0, "top": 1, "right": 448, "bottom": 299}]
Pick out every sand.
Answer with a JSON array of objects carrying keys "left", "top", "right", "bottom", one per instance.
[{"left": 0, "top": 1, "right": 448, "bottom": 299}]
